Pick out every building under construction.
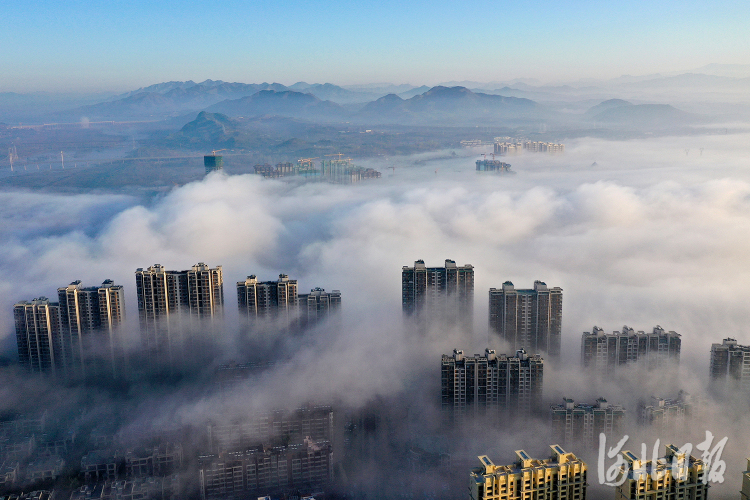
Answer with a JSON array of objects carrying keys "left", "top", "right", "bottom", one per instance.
[
  {"left": 204, "top": 155, "right": 223, "bottom": 174},
  {"left": 476, "top": 159, "right": 513, "bottom": 173}
]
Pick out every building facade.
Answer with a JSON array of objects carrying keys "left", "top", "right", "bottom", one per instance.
[
  {"left": 441, "top": 348, "right": 543, "bottom": 423},
  {"left": 297, "top": 288, "right": 341, "bottom": 326},
  {"left": 207, "top": 406, "right": 334, "bottom": 454},
  {"left": 488, "top": 281, "right": 562, "bottom": 359},
  {"left": 58, "top": 279, "right": 125, "bottom": 377},
  {"left": 550, "top": 397, "right": 625, "bottom": 450},
  {"left": 469, "top": 445, "right": 586, "bottom": 500},
  {"left": 14, "top": 298, "right": 62, "bottom": 374},
  {"left": 402, "top": 259, "right": 474, "bottom": 328},
  {"left": 742, "top": 459, "right": 750, "bottom": 500},
  {"left": 237, "top": 274, "right": 298, "bottom": 322},
  {"left": 204, "top": 155, "right": 223, "bottom": 174},
  {"left": 709, "top": 338, "right": 750, "bottom": 394},
  {"left": 135, "top": 263, "right": 223, "bottom": 368},
  {"left": 615, "top": 445, "right": 707, "bottom": 500},
  {"left": 581, "top": 325, "right": 681, "bottom": 373},
  {"left": 198, "top": 439, "right": 332, "bottom": 500},
  {"left": 638, "top": 392, "right": 692, "bottom": 435}
]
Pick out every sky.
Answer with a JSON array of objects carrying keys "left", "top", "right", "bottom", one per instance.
[{"left": 3, "top": 0, "right": 750, "bottom": 92}]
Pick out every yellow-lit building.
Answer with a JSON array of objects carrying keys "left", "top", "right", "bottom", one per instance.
[
  {"left": 741, "top": 458, "right": 750, "bottom": 500},
  {"left": 469, "top": 445, "right": 586, "bottom": 500},
  {"left": 615, "top": 444, "right": 707, "bottom": 500}
]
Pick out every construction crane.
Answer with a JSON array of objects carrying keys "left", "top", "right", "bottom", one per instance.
[
  {"left": 297, "top": 157, "right": 319, "bottom": 164},
  {"left": 211, "top": 149, "right": 227, "bottom": 156},
  {"left": 325, "top": 153, "right": 345, "bottom": 160}
]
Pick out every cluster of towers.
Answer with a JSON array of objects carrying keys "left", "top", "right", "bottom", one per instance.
[{"left": 14, "top": 263, "right": 341, "bottom": 378}]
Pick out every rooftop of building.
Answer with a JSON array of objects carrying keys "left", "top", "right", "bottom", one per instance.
[
  {"left": 471, "top": 445, "right": 584, "bottom": 481},
  {"left": 550, "top": 397, "right": 625, "bottom": 412},
  {"left": 584, "top": 325, "right": 680, "bottom": 337},
  {"left": 618, "top": 445, "right": 704, "bottom": 480},
  {"left": 712, "top": 338, "right": 750, "bottom": 350}
]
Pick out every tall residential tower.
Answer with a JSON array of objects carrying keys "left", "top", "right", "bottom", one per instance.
[
  {"left": 402, "top": 259, "right": 474, "bottom": 329},
  {"left": 135, "top": 263, "right": 223, "bottom": 368},
  {"left": 581, "top": 325, "right": 681, "bottom": 373},
  {"left": 441, "top": 348, "right": 543, "bottom": 423},
  {"left": 488, "top": 281, "right": 562, "bottom": 359},
  {"left": 237, "top": 274, "right": 298, "bottom": 325}
]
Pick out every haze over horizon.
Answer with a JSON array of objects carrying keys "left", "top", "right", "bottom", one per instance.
[{"left": 3, "top": 0, "right": 750, "bottom": 92}]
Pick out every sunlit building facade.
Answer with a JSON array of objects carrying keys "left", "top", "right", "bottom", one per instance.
[
  {"left": 615, "top": 445, "right": 707, "bottom": 500},
  {"left": 469, "top": 445, "right": 586, "bottom": 500},
  {"left": 741, "top": 459, "right": 750, "bottom": 500}
]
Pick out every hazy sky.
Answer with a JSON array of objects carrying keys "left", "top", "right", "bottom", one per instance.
[{"left": 3, "top": 0, "right": 750, "bottom": 92}]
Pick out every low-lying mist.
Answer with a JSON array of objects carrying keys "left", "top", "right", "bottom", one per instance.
[{"left": 1, "top": 132, "right": 749, "bottom": 498}]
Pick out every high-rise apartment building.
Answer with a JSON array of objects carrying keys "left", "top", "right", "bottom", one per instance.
[
  {"left": 550, "top": 397, "right": 625, "bottom": 450},
  {"left": 186, "top": 263, "right": 224, "bottom": 318},
  {"left": 14, "top": 298, "right": 62, "bottom": 374},
  {"left": 402, "top": 259, "right": 474, "bottom": 327},
  {"left": 15, "top": 279, "right": 125, "bottom": 378},
  {"left": 469, "top": 446, "right": 587, "bottom": 500},
  {"left": 58, "top": 280, "right": 125, "bottom": 377},
  {"left": 237, "top": 274, "right": 298, "bottom": 322},
  {"left": 441, "top": 348, "right": 543, "bottom": 423},
  {"left": 135, "top": 263, "right": 223, "bottom": 367},
  {"left": 297, "top": 288, "right": 341, "bottom": 326},
  {"left": 709, "top": 338, "right": 750, "bottom": 393},
  {"left": 615, "top": 445, "right": 707, "bottom": 500},
  {"left": 639, "top": 392, "right": 692, "bottom": 435},
  {"left": 488, "top": 281, "right": 562, "bottom": 359},
  {"left": 581, "top": 325, "right": 681, "bottom": 373}
]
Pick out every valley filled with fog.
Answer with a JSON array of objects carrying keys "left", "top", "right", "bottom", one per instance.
[{"left": 1, "top": 130, "right": 749, "bottom": 498}]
